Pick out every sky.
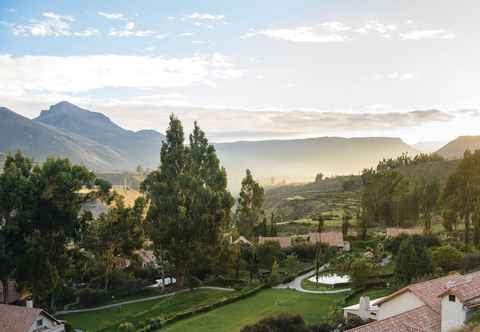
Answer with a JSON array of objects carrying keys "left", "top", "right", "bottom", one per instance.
[{"left": 1, "top": 0, "right": 480, "bottom": 143}]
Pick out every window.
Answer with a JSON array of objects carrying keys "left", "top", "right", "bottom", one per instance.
[{"left": 449, "top": 294, "right": 456, "bottom": 302}]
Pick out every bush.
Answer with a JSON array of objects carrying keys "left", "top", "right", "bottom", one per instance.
[
  {"left": 241, "top": 314, "right": 310, "bottom": 332},
  {"left": 350, "top": 257, "right": 373, "bottom": 289},
  {"left": 432, "top": 245, "right": 464, "bottom": 273},
  {"left": 464, "top": 253, "right": 480, "bottom": 272},
  {"left": 257, "top": 241, "right": 283, "bottom": 270},
  {"left": 77, "top": 288, "right": 108, "bottom": 307},
  {"left": 118, "top": 322, "right": 135, "bottom": 332}
]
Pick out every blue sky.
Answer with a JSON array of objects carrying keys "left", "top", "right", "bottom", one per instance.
[{"left": 1, "top": 0, "right": 480, "bottom": 143}]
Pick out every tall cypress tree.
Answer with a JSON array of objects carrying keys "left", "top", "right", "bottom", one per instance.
[
  {"left": 142, "top": 116, "right": 234, "bottom": 287},
  {"left": 237, "top": 169, "right": 264, "bottom": 238}
]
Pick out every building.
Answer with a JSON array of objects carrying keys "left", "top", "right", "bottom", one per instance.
[
  {"left": 258, "top": 236, "right": 291, "bottom": 249},
  {"left": 309, "top": 231, "right": 350, "bottom": 251},
  {"left": 0, "top": 280, "right": 20, "bottom": 304},
  {"left": 343, "top": 271, "right": 480, "bottom": 332},
  {"left": 386, "top": 227, "right": 423, "bottom": 238},
  {"left": 233, "top": 236, "right": 253, "bottom": 246},
  {"left": 0, "top": 303, "right": 65, "bottom": 332}
]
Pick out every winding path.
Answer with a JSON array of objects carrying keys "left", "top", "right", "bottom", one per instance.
[
  {"left": 274, "top": 264, "right": 351, "bottom": 294},
  {"left": 56, "top": 286, "right": 234, "bottom": 316}
]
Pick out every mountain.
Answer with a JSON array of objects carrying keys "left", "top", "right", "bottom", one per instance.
[
  {"left": 413, "top": 140, "right": 448, "bottom": 153},
  {"left": 0, "top": 106, "right": 128, "bottom": 171},
  {"left": 215, "top": 137, "right": 419, "bottom": 190},
  {"left": 435, "top": 136, "right": 480, "bottom": 159},
  {"left": 1, "top": 102, "right": 421, "bottom": 191},
  {"left": 35, "top": 101, "right": 165, "bottom": 169}
]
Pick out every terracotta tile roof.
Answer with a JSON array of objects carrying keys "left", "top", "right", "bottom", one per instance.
[
  {"left": 386, "top": 228, "right": 423, "bottom": 238},
  {"left": 346, "top": 305, "right": 440, "bottom": 332},
  {"left": 0, "top": 280, "right": 20, "bottom": 304},
  {"left": 309, "top": 231, "right": 344, "bottom": 248},
  {"left": 0, "top": 304, "right": 43, "bottom": 332},
  {"left": 258, "top": 236, "right": 291, "bottom": 248},
  {"left": 376, "top": 274, "right": 460, "bottom": 313},
  {"left": 438, "top": 270, "right": 480, "bottom": 305}
]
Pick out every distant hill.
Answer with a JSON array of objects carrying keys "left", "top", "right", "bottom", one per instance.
[
  {"left": 435, "top": 136, "right": 480, "bottom": 159},
  {"left": 1, "top": 101, "right": 423, "bottom": 191},
  {"left": 0, "top": 106, "right": 128, "bottom": 171},
  {"left": 35, "top": 101, "right": 165, "bottom": 169},
  {"left": 215, "top": 137, "right": 418, "bottom": 190},
  {"left": 413, "top": 140, "right": 448, "bottom": 153}
]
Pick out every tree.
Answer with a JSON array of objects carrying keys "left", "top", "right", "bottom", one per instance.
[
  {"left": 315, "top": 173, "right": 324, "bottom": 183},
  {"left": 350, "top": 257, "right": 373, "bottom": 289},
  {"left": 257, "top": 241, "right": 282, "bottom": 270},
  {"left": 432, "top": 245, "right": 464, "bottom": 273},
  {"left": 270, "top": 211, "right": 278, "bottom": 236},
  {"left": 141, "top": 117, "right": 234, "bottom": 287},
  {"left": 394, "top": 237, "right": 432, "bottom": 284},
  {"left": 419, "top": 178, "right": 440, "bottom": 235},
  {"left": 315, "top": 212, "right": 325, "bottom": 234},
  {"left": 285, "top": 254, "right": 300, "bottom": 275},
  {"left": 237, "top": 169, "right": 264, "bottom": 238},
  {"left": 241, "top": 314, "right": 310, "bottom": 332},
  {"left": 85, "top": 196, "right": 146, "bottom": 292},
  {"left": 341, "top": 210, "right": 352, "bottom": 237},
  {"left": 443, "top": 150, "right": 480, "bottom": 251}
]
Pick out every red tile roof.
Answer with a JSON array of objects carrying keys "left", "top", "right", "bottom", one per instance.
[
  {"left": 309, "top": 231, "right": 344, "bottom": 248},
  {"left": 0, "top": 304, "right": 43, "bottom": 332},
  {"left": 438, "top": 270, "right": 480, "bottom": 305},
  {"left": 258, "top": 236, "right": 291, "bottom": 248},
  {"left": 346, "top": 305, "right": 440, "bottom": 332}
]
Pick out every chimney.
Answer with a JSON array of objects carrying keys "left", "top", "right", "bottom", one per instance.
[
  {"left": 358, "top": 296, "right": 371, "bottom": 321},
  {"left": 26, "top": 298, "right": 34, "bottom": 308}
]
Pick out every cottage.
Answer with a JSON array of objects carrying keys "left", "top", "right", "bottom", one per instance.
[
  {"left": 258, "top": 236, "right": 291, "bottom": 249},
  {"left": 0, "top": 303, "right": 65, "bottom": 332},
  {"left": 344, "top": 271, "right": 480, "bottom": 332},
  {"left": 309, "top": 231, "right": 349, "bottom": 251}
]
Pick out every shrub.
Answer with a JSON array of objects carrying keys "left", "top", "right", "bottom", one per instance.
[
  {"left": 241, "top": 314, "right": 310, "bottom": 332},
  {"left": 464, "top": 253, "right": 480, "bottom": 272},
  {"left": 350, "top": 257, "right": 373, "bottom": 289},
  {"left": 77, "top": 288, "right": 108, "bottom": 307},
  {"left": 118, "top": 322, "right": 135, "bottom": 332},
  {"left": 257, "top": 241, "right": 283, "bottom": 270},
  {"left": 432, "top": 245, "right": 464, "bottom": 273}
]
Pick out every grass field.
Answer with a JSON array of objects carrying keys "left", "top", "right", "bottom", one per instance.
[
  {"left": 59, "top": 289, "right": 237, "bottom": 332},
  {"left": 160, "top": 289, "right": 343, "bottom": 332}
]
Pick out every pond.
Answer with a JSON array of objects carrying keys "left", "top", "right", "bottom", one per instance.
[{"left": 308, "top": 273, "right": 350, "bottom": 286}]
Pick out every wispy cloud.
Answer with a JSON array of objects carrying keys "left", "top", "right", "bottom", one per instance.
[
  {"left": 12, "top": 12, "right": 98, "bottom": 37},
  {"left": 245, "top": 20, "right": 454, "bottom": 43},
  {"left": 98, "top": 12, "right": 125, "bottom": 20},
  {"left": 187, "top": 12, "right": 225, "bottom": 21},
  {"left": 400, "top": 29, "right": 456, "bottom": 40},
  {"left": 108, "top": 21, "right": 156, "bottom": 37},
  {"left": 0, "top": 53, "right": 244, "bottom": 93},
  {"left": 372, "top": 72, "right": 418, "bottom": 81}
]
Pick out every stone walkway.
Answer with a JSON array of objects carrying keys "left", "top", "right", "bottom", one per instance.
[{"left": 274, "top": 264, "right": 351, "bottom": 294}]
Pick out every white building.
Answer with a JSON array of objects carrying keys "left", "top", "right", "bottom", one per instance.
[
  {"left": 344, "top": 271, "right": 480, "bottom": 332},
  {"left": 0, "top": 303, "right": 65, "bottom": 332}
]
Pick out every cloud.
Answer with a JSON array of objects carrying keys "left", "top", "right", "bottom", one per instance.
[
  {"left": 108, "top": 21, "right": 156, "bottom": 37},
  {"left": 0, "top": 53, "right": 244, "bottom": 93},
  {"left": 373, "top": 72, "right": 418, "bottom": 81},
  {"left": 255, "top": 26, "right": 346, "bottom": 43},
  {"left": 187, "top": 12, "right": 225, "bottom": 21},
  {"left": 179, "top": 32, "right": 194, "bottom": 37},
  {"left": 400, "top": 29, "right": 456, "bottom": 40},
  {"left": 12, "top": 12, "right": 98, "bottom": 37},
  {"left": 245, "top": 20, "right": 454, "bottom": 43},
  {"left": 98, "top": 12, "right": 125, "bottom": 20}
]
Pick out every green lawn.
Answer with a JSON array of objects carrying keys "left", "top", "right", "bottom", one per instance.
[
  {"left": 160, "top": 289, "right": 343, "bottom": 332},
  {"left": 59, "top": 289, "right": 237, "bottom": 332}
]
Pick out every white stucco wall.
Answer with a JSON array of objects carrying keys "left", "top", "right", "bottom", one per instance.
[
  {"left": 441, "top": 295, "right": 466, "bottom": 332},
  {"left": 377, "top": 291, "right": 424, "bottom": 320}
]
